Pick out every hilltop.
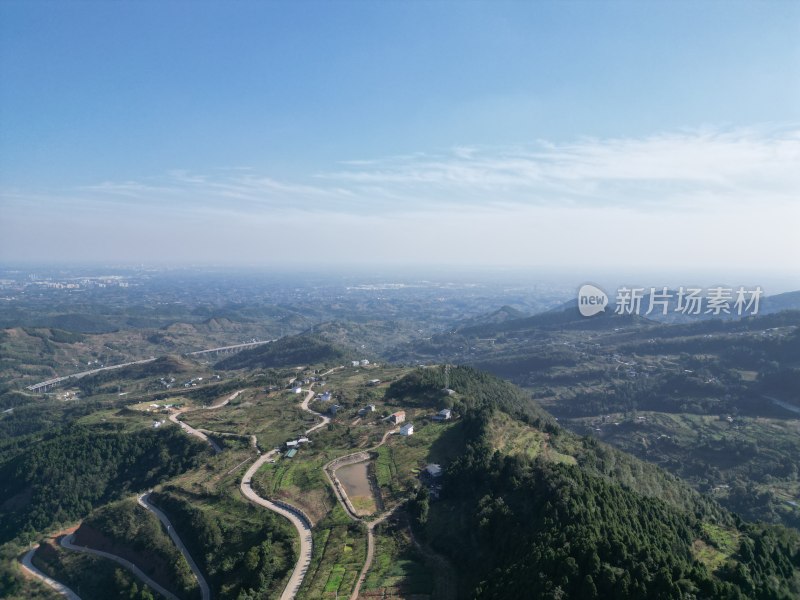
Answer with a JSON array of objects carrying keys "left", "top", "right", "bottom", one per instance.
[
  {"left": 215, "top": 334, "right": 351, "bottom": 370},
  {"left": 393, "top": 366, "right": 800, "bottom": 599}
]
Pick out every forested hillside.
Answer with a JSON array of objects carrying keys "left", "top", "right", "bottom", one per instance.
[
  {"left": 0, "top": 425, "right": 208, "bottom": 544},
  {"left": 394, "top": 367, "right": 800, "bottom": 599},
  {"left": 216, "top": 334, "right": 350, "bottom": 370}
]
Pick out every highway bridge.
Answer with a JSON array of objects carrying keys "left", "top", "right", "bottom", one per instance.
[
  {"left": 25, "top": 339, "right": 276, "bottom": 393},
  {"left": 186, "top": 339, "right": 275, "bottom": 356},
  {"left": 25, "top": 358, "right": 158, "bottom": 392}
]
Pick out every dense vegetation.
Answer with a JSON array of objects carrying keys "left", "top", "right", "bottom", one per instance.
[
  {"left": 424, "top": 409, "right": 800, "bottom": 599},
  {"left": 0, "top": 425, "right": 207, "bottom": 544},
  {"left": 388, "top": 364, "right": 556, "bottom": 429},
  {"left": 150, "top": 487, "right": 295, "bottom": 599},
  {"left": 216, "top": 334, "right": 350, "bottom": 370},
  {"left": 25, "top": 541, "right": 165, "bottom": 600},
  {"left": 78, "top": 499, "right": 199, "bottom": 599}
]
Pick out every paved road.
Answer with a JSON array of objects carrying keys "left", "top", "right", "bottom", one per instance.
[
  {"left": 764, "top": 395, "right": 800, "bottom": 416},
  {"left": 322, "top": 426, "right": 398, "bottom": 600},
  {"left": 26, "top": 357, "right": 158, "bottom": 392},
  {"left": 241, "top": 450, "right": 313, "bottom": 600},
  {"left": 60, "top": 533, "right": 180, "bottom": 600},
  {"left": 169, "top": 389, "right": 243, "bottom": 453},
  {"left": 238, "top": 377, "right": 343, "bottom": 600},
  {"left": 19, "top": 546, "right": 82, "bottom": 600},
  {"left": 138, "top": 492, "right": 212, "bottom": 600},
  {"left": 300, "top": 388, "right": 330, "bottom": 434},
  {"left": 187, "top": 340, "right": 276, "bottom": 356},
  {"left": 169, "top": 411, "right": 223, "bottom": 453},
  {"left": 26, "top": 336, "right": 277, "bottom": 391}
]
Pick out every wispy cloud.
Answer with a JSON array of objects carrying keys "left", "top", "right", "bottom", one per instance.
[
  {"left": 2, "top": 125, "right": 798, "bottom": 218},
  {"left": 318, "top": 125, "right": 800, "bottom": 210},
  {"left": 3, "top": 125, "right": 799, "bottom": 272}
]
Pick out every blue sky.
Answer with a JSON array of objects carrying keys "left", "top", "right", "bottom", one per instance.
[{"left": 1, "top": 1, "right": 799, "bottom": 277}]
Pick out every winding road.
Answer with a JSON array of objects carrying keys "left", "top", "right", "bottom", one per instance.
[
  {"left": 19, "top": 546, "right": 82, "bottom": 600},
  {"left": 39, "top": 492, "right": 211, "bottom": 600},
  {"left": 60, "top": 533, "right": 180, "bottom": 600},
  {"left": 138, "top": 492, "right": 211, "bottom": 600},
  {"left": 241, "top": 450, "right": 313, "bottom": 600},
  {"left": 238, "top": 371, "right": 342, "bottom": 600},
  {"left": 169, "top": 389, "right": 244, "bottom": 453}
]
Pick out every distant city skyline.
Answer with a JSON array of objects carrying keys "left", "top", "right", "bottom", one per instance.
[{"left": 1, "top": 1, "right": 798, "bottom": 274}]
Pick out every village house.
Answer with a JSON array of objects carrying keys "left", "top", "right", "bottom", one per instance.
[
  {"left": 358, "top": 404, "right": 376, "bottom": 416},
  {"left": 400, "top": 422, "right": 414, "bottom": 436},
  {"left": 389, "top": 410, "right": 406, "bottom": 424},
  {"left": 433, "top": 408, "right": 452, "bottom": 421}
]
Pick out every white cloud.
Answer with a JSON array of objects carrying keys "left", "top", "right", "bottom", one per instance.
[
  {"left": 1, "top": 125, "right": 798, "bottom": 272},
  {"left": 318, "top": 125, "right": 800, "bottom": 211}
]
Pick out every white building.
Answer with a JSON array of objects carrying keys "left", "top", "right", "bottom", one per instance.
[{"left": 400, "top": 423, "right": 414, "bottom": 436}]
